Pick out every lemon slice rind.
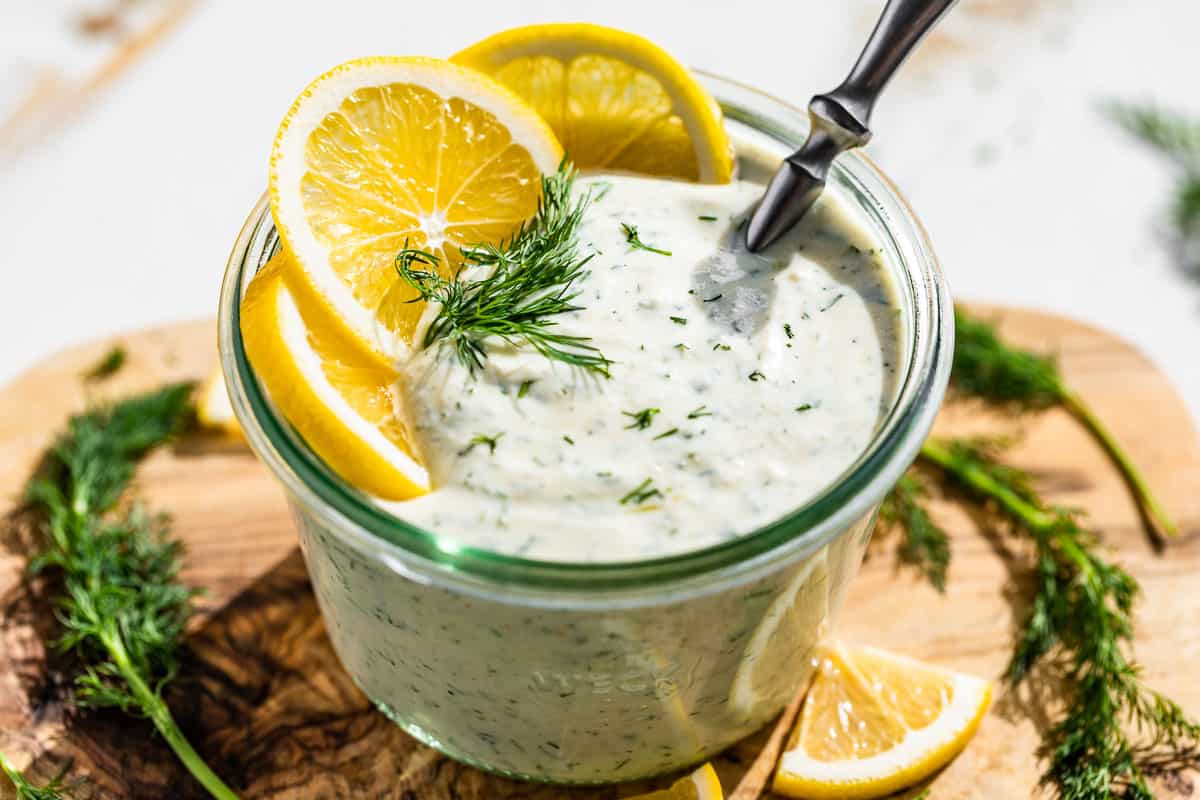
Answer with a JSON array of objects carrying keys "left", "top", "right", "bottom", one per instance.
[
  {"left": 241, "top": 255, "right": 429, "bottom": 500},
  {"left": 774, "top": 645, "right": 991, "bottom": 800},
  {"left": 269, "top": 56, "right": 563, "bottom": 362},
  {"left": 452, "top": 24, "right": 733, "bottom": 183}
]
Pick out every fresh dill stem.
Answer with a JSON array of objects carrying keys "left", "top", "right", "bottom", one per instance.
[
  {"left": 879, "top": 472, "right": 950, "bottom": 592},
  {"left": 1107, "top": 102, "right": 1200, "bottom": 273},
  {"left": 23, "top": 384, "right": 240, "bottom": 800},
  {"left": 0, "top": 751, "right": 71, "bottom": 800},
  {"left": 619, "top": 478, "right": 662, "bottom": 505},
  {"left": 919, "top": 438, "right": 1200, "bottom": 798},
  {"left": 687, "top": 405, "right": 712, "bottom": 419},
  {"left": 653, "top": 428, "right": 679, "bottom": 441},
  {"left": 460, "top": 433, "right": 503, "bottom": 456},
  {"left": 395, "top": 162, "right": 610, "bottom": 377},
  {"left": 623, "top": 407, "right": 661, "bottom": 431},
  {"left": 620, "top": 223, "right": 672, "bottom": 256},
  {"left": 83, "top": 345, "right": 126, "bottom": 381},
  {"left": 953, "top": 309, "right": 1177, "bottom": 541}
]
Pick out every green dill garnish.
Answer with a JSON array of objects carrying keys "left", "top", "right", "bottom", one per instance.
[
  {"left": 748, "top": 370, "right": 766, "bottom": 382},
  {"left": 395, "top": 162, "right": 610, "bottom": 377},
  {"left": 1108, "top": 102, "right": 1200, "bottom": 274},
  {"left": 460, "top": 432, "right": 504, "bottom": 456},
  {"left": 517, "top": 379, "right": 535, "bottom": 398},
  {"left": 697, "top": 215, "right": 719, "bottom": 222},
  {"left": 621, "top": 223, "right": 672, "bottom": 256},
  {"left": 623, "top": 407, "right": 661, "bottom": 431},
  {"left": 954, "top": 309, "right": 1176, "bottom": 541},
  {"left": 21, "top": 384, "right": 239, "bottom": 800},
  {"left": 687, "top": 405, "right": 713, "bottom": 419},
  {"left": 652, "top": 428, "right": 679, "bottom": 440},
  {"left": 563, "top": 435, "right": 575, "bottom": 445},
  {"left": 794, "top": 403, "right": 814, "bottom": 412},
  {"left": 783, "top": 323, "right": 794, "bottom": 339},
  {"left": 670, "top": 316, "right": 688, "bottom": 326},
  {"left": 0, "top": 751, "right": 75, "bottom": 800},
  {"left": 879, "top": 472, "right": 949, "bottom": 592},
  {"left": 674, "top": 343, "right": 690, "bottom": 352},
  {"left": 915, "top": 439, "right": 1200, "bottom": 797},
  {"left": 590, "top": 180, "right": 614, "bottom": 202},
  {"left": 83, "top": 345, "right": 126, "bottom": 382},
  {"left": 820, "top": 293, "right": 845, "bottom": 312},
  {"left": 619, "top": 478, "right": 663, "bottom": 505},
  {"left": 702, "top": 294, "right": 722, "bottom": 303},
  {"left": 712, "top": 343, "right": 731, "bottom": 351}
]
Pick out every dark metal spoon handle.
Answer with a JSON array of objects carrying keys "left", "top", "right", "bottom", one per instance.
[{"left": 745, "top": 0, "right": 957, "bottom": 252}]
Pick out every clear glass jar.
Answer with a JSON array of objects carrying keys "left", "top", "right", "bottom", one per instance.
[{"left": 217, "top": 72, "right": 952, "bottom": 784}]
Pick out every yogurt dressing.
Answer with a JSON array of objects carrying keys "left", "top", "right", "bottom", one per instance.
[{"left": 387, "top": 172, "right": 902, "bottom": 562}]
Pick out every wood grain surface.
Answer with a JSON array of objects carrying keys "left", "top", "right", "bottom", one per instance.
[{"left": 1, "top": 306, "right": 1197, "bottom": 799}]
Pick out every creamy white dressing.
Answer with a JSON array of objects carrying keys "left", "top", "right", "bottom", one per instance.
[{"left": 384, "top": 173, "right": 901, "bottom": 562}]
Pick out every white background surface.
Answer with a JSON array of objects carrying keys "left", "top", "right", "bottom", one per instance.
[{"left": 2, "top": 0, "right": 1198, "bottom": 420}]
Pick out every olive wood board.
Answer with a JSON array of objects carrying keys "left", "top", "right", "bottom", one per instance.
[{"left": 1, "top": 305, "right": 1198, "bottom": 799}]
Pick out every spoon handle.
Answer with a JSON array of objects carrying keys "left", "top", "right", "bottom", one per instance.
[
  {"left": 744, "top": 0, "right": 957, "bottom": 252},
  {"left": 823, "top": 0, "right": 958, "bottom": 133}
]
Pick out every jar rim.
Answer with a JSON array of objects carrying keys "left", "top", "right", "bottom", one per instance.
[{"left": 217, "top": 70, "right": 954, "bottom": 593}]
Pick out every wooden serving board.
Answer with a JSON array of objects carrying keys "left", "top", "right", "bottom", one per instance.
[{"left": 1, "top": 306, "right": 1198, "bottom": 799}]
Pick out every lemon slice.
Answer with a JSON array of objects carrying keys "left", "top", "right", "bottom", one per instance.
[
  {"left": 730, "top": 550, "right": 830, "bottom": 717},
  {"left": 196, "top": 368, "right": 243, "bottom": 439},
  {"left": 269, "top": 56, "right": 563, "bottom": 360},
  {"left": 453, "top": 24, "right": 733, "bottom": 183},
  {"left": 629, "top": 763, "right": 723, "bottom": 800},
  {"left": 774, "top": 644, "right": 991, "bottom": 799},
  {"left": 240, "top": 250, "right": 428, "bottom": 500}
]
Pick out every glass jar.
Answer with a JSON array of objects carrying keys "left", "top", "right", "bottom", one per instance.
[{"left": 217, "top": 72, "right": 952, "bottom": 784}]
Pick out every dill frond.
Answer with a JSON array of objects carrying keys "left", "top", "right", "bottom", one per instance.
[
  {"left": 620, "top": 223, "right": 672, "bottom": 256},
  {"left": 920, "top": 439, "right": 1200, "bottom": 798},
  {"left": 880, "top": 473, "right": 950, "bottom": 592},
  {"left": 952, "top": 310, "right": 1176, "bottom": 541},
  {"left": 82, "top": 345, "right": 126, "bottom": 382},
  {"left": 1108, "top": 102, "right": 1200, "bottom": 270},
  {"left": 396, "top": 162, "right": 610, "bottom": 377},
  {"left": 0, "top": 751, "right": 74, "bottom": 800},
  {"left": 623, "top": 407, "right": 661, "bottom": 431},
  {"left": 23, "top": 384, "right": 239, "bottom": 800}
]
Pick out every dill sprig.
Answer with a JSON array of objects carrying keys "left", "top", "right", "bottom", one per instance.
[
  {"left": 952, "top": 309, "right": 1176, "bottom": 542},
  {"left": 879, "top": 473, "right": 950, "bottom": 592},
  {"left": 459, "top": 432, "right": 503, "bottom": 456},
  {"left": 620, "top": 223, "right": 672, "bottom": 256},
  {"left": 619, "top": 478, "right": 662, "bottom": 505},
  {"left": 919, "top": 439, "right": 1200, "bottom": 798},
  {"left": 22, "top": 384, "right": 239, "bottom": 800},
  {"left": 623, "top": 407, "right": 661, "bottom": 431},
  {"left": 82, "top": 345, "right": 126, "bottom": 382},
  {"left": 0, "top": 751, "right": 74, "bottom": 800},
  {"left": 396, "top": 162, "right": 610, "bottom": 377},
  {"left": 1107, "top": 102, "right": 1200, "bottom": 268}
]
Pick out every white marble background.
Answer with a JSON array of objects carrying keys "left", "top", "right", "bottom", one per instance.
[{"left": 1, "top": 0, "right": 1197, "bottom": 419}]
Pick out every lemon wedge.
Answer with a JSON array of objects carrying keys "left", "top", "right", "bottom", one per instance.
[
  {"left": 269, "top": 56, "right": 563, "bottom": 360},
  {"left": 629, "top": 763, "right": 723, "bottom": 800},
  {"left": 453, "top": 24, "right": 733, "bottom": 183},
  {"left": 240, "top": 250, "right": 428, "bottom": 500},
  {"left": 774, "top": 644, "right": 991, "bottom": 799},
  {"left": 196, "top": 368, "right": 242, "bottom": 439},
  {"left": 730, "top": 551, "right": 830, "bottom": 717}
]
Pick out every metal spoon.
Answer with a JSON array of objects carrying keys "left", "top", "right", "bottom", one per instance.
[{"left": 744, "top": 0, "right": 959, "bottom": 252}]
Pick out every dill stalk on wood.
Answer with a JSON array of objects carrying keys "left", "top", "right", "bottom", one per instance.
[
  {"left": 15, "top": 384, "right": 239, "bottom": 800},
  {"left": 918, "top": 439, "right": 1199, "bottom": 799}
]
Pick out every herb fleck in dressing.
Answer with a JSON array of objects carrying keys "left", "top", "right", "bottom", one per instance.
[{"left": 388, "top": 174, "right": 901, "bottom": 561}]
